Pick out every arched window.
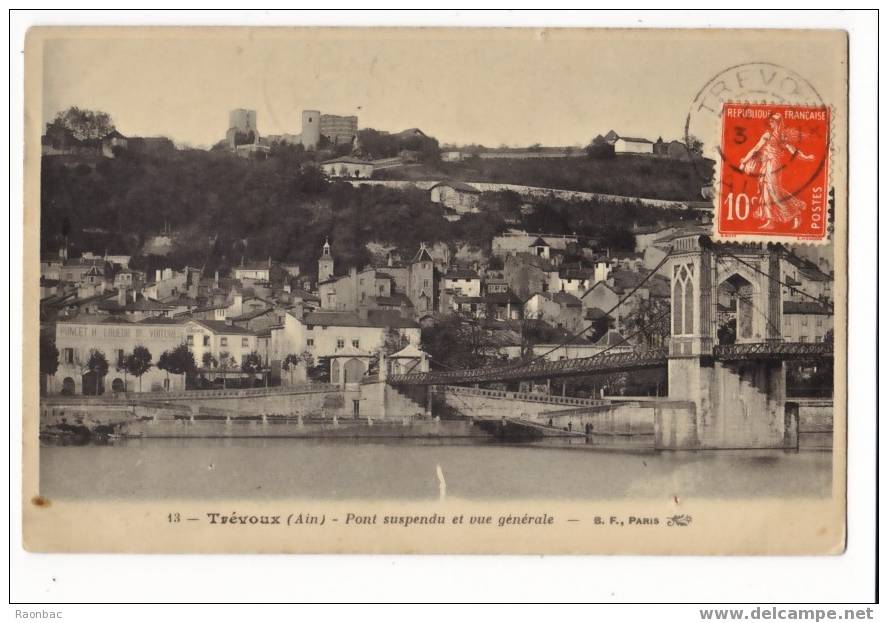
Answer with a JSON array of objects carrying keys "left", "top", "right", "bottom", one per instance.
[
  {"left": 111, "top": 378, "right": 125, "bottom": 393},
  {"left": 673, "top": 280, "right": 683, "bottom": 335},
  {"left": 330, "top": 359, "right": 340, "bottom": 384},
  {"left": 683, "top": 279, "right": 695, "bottom": 335}
]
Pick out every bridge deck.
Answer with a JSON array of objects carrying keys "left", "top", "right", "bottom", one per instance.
[{"left": 388, "top": 342, "right": 832, "bottom": 386}]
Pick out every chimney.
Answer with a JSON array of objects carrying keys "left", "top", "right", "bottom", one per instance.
[
  {"left": 225, "top": 317, "right": 233, "bottom": 326},
  {"left": 267, "top": 256, "right": 272, "bottom": 268},
  {"left": 118, "top": 287, "right": 126, "bottom": 306},
  {"left": 132, "top": 289, "right": 137, "bottom": 303}
]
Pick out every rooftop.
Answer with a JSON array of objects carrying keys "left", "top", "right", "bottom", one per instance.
[
  {"left": 431, "top": 180, "right": 481, "bottom": 194},
  {"left": 444, "top": 269, "right": 480, "bottom": 280},
  {"left": 783, "top": 300, "right": 833, "bottom": 315},
  {"left": 322, "top": 156, "right": 374, "bottom": 166},
  {"left": 301, "top": 310, "right": 420, "bottom": 329},
  {"left": 188, "top": 319, "right": 257, "bottom": 336}
]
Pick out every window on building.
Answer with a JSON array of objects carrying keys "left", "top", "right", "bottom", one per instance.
[
  {"left": 815, "top": 336, "right": 823, "bottom": 342},
  {"left": 187, "top": 335, "right": 194, "bottom": 346},
  {"left": 241, "top": 337, "right": 248, "bottom": 348},
  {"left": 63, "top": 348, "right": 74, "bottom": 364},
  {"left": 799, "top": 336, "right": 808, "bottom": 343},
  {"left": 203, "top": 335, "right": 210, "bottom": 347},
  {"left": 352, "top": 339, "right": 360, "bottom": 349},
  {"left": 221, "top": 337, "right": 228, "bottom": 347},
  {"left": 816, "top": 317, "right": 823, "bottom": 327},
  {"left": 306, "top": 338, "right": 314, "bottom": 348},
  {"left": 337, "top": 338, "right": 345, "bottom": 349},
  {"left": 801, "top": 316, "right": 808, "bottom": 326}
]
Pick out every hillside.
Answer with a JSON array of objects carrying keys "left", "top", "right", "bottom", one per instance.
[
  {"left": 375, "top": 153, "right": 714, "bottom": 202},
  {"left": 40, "top": 147, "right": 695, "bottom": 277}
]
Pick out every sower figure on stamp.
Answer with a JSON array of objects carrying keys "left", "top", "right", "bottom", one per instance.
[{"left": 738, "top": 112, "right": 814, "bottom": 231}]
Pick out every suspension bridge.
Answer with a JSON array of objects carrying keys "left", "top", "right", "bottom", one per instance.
[{"left": 388, "top": 232, "right": 836, "bottom": 450}]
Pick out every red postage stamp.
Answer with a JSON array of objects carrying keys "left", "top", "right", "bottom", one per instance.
[{"left": 716, "top": 102, "right": 830, "bottom": 243}]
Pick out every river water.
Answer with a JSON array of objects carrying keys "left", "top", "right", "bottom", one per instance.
[{"left": 39, "top": 439, "right": 833, "bottom": 501}]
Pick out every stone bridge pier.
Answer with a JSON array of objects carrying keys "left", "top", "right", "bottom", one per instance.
[{"left": 663, "top": 234, "right": 796, "bottom": 449}]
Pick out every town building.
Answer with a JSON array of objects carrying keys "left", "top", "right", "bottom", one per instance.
[
  {"left": 226, "top": 109, "right": 258, "bottom": 148},
  {"left": 270, "top": 308, "right": 422, "bottom": 366},
  {"left": 653, "top": 138, "right": 694, "bottom": 160},
  {"left": 524, "top": 291, "right": 584, "bottom": 333},
  {"left": 613, "top": 136, "right": 654, "bottom": 154},
  {"left": 51, "top": 315, "right": 189, "bottom": 395},
  {"left": 59, "top": 257, "right": 107, "bottom": 285},
  {"left": 101, "top": 130, "right": 128, "bottom": 157},
  {"left": 378, "top": 245, "right": 436, "bottom": 314},
  {"left": 782, "top": 301, "right": 833, "bottom": 343},
  {"left": 318, "top": 238, "right": 335, "bottom": 283},
  {"left": 429, "top": 181, "right": 481, "bottom": 214},
  {"left": 320, "top": 114, "right": 358, "bottom": 145},
  {"left": 233, "top": 260, "right": 273, "bottom": 283},
  {"left": 184, "top": 318, "right": 259, "bottom": 368},
  {"left": 441, "top": 268, "right": 481, "bottom": 298},
  {"left": 603, "top": 130, "right": 654, "bottom": 154},
  {"left": 320, "top": 156, "right": 374, "bottom": 179},
  {"left": 96, "top": 290, "right": 174, "bottom": 321},
  {"left": 40, "top": 254, "right": 63, "bottom": 281}
]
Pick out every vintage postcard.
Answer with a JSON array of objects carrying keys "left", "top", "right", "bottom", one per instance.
[{"left": 22, "top": 27, "right": 847, "bottom": 554}]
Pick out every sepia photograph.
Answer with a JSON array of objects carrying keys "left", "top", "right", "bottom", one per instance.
[{"left": 21, "top": 25, "right": 848, "bottom": 557}]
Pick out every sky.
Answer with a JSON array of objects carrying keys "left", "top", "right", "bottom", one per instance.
[{"left": 38, "top": 28, "right": 845, "bottom": 150}]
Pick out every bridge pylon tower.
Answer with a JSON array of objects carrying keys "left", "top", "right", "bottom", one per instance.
[{"left": 663, "top": 233, "right": 795, "bottom": 449}]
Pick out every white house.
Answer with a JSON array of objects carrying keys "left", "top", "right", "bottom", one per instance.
[
  {"left": 271, "top": 309, "right": 421, "bottom": 364},
  {"left": 613, "top": 136, "right": 654, "bottom": 154},
  {"left": 321, "top": 156, "right": 375, "bottom": 179},
  {"left": 782, "top": 301, "right": 833, "bottom": 343},
  {"left": 233, "top": 261, "right": 272, "bottom": 282},
  {"left": 442, "top": 269, "right": 482, "bottom": 297},
  {"left": 429, "top": 181, "right": 481, "bottom": 214},
  {"left": 184, "top": 319, "right": 259, "bottom": 368}
]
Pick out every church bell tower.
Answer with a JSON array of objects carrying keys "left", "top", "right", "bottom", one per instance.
[{"left": 318, "top": 238, "right": 334, "bottom": 283}]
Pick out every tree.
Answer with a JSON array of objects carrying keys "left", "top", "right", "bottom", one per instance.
[
  {"left": 49, "top": 107, "right": 115, "bottom": 141},
  {"left": 586, "top": 135, "right": 615, "bottom": 159},
  {"left": 421, "top": 313, "right": 499, "bottom": 370},
  {"left": 241, "top": 351, "right": 263, "bottom": 387},
  {"left": 157, "top": 351, "right": 173, "bottom": 387},
  {"left": 158, "top": 344, "right": 196, "bottom": 390},
  {"left": 587, "top": 312, "right": 615, "bottom": 343},
  {"left": 86, "top": 349, "right": 109, "bottom": 396},
  {"left": 39, "top": 333, "right": 59, "bottom": 393},
  {"left": 383, "top": 328, "right": 408, "bottom": 354},
  {"left": 125, "top": 345, "right": 153, "bottom": 392},
  {"left": 231, "top": 130, "right": 257, "bottom": 146},
  {"left": 202, "top": 352, "right": 219, "bottom": 383},
  {"left": 306, "top": 356, "right": 330, "bottom": 383},
  {"left": 281, "top": 353, "right": 304, "bottom": 385},
  {"left": 623, "top": 297, "right": 671, "bottom": 349},
  {"left": 217, "top": 351, "right": 236, "bottom": 388},
  {"left": 686, "top": 134, "right": 704, "bottom": 158}
]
